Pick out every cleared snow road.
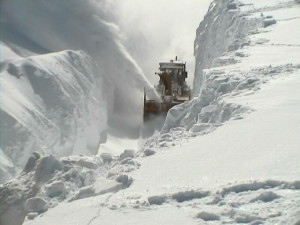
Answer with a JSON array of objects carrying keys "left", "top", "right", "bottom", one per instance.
[{"left": 126, "top": 70, "right": 300, "bottom": 195}]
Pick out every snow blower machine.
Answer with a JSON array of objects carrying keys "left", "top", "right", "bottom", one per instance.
[{"left": 144, "top": 57, "right": 191, "bottom": 121}]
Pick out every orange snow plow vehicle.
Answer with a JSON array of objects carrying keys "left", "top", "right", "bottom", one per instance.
[{"left": 144, "top": 57, "right": 191, "bottom": 121}]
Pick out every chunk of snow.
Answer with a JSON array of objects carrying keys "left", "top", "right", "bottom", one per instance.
[
  {"left": 25, "top": 197, "right": 48, "bottom": 213},
  {"left": 143, "top": 149, "right": 156, "bottom": 156},
  {"left": 115, "top": 174, "right": 133, "bottom": 187},
  {"left": 119, "top": 150, "right": 135, "bottom": 161},
  {"left": 35, "top": 155, "right": 63, "bottom": 184},
  {"left": 190, "top": 123, "right": 210, "bottom": 133},
  {"left": 69, "top": 186, "right": 95, "bottom": 202},
  {"left": 263, "top": 18, "right": 277, "bottom": 27},
  {"left": 227, "top": 3, "right": 238, "bottom": 10},
  {"left": 26, "top": 213, "right": 38, "bottom": 220},
  {"left": 235, "top": 213, "right": 263, "bottom": 223},
  {"left": 148, "top": 195, "right": 167, "bottom": 205},
  {"left": 23, "top": 152, "right": 41, "bottom": 173},
  {"left": 45, "top": 181, "right": 66, "bottom": 198},
  {"left": 171, "top": 190, "right": 209, "bottom": 203},
  {"left": 197, "top": 211, "right": 220, "bottom": 221},
  {"left": 100, "top": 153, "right": 113, "bottom": 164},
  {"left": 250, "top": 191, "right": 281, "bottom": 202}
]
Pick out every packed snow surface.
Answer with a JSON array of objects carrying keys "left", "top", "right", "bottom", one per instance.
[{"left": 1, "top": 0, "right": 300, "bottom": 225}]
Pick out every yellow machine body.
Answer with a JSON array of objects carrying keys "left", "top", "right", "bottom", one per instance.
[{"left": 144, "top": 58, "right": 191, "bottom": 120}]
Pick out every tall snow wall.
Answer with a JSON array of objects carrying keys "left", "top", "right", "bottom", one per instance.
[
  {"left": 0, "top": 0, "right": 155, "bottom": 183},
  {"left": 162, "top": 0, "right": 262, "bottom": 132},
  {"left": 193, "top": 0, "right": 260, "bottom": 95},
  {"left": 0, "top": 50, "right": 108, "bottom": 183}
]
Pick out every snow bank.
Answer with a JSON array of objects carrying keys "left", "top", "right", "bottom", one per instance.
[
  {"left": 160, "top": 0, "right": 263, "bottom": 134},
  {"left": 193, "top": 0, "right": 262, "bottom": 95},
  {"left": 161, "top": 0, "right": 300, "bottom": 134},
  {"left": 0, "top": 0, "right": 159, "bottom": 183},
  {"left": 0, "top": 0, "right": 157, "bottom": 125},
  {"left": 0, "top": 50, "right": 107, "bottom": 183}
]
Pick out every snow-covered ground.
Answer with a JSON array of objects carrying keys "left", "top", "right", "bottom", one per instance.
[{"left": 1, "top": 0, "right": 300, "bottom": 225}]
